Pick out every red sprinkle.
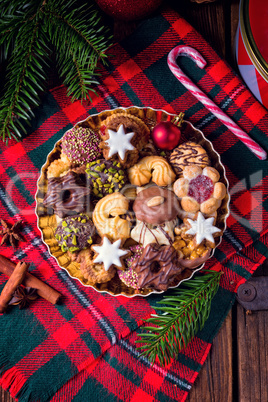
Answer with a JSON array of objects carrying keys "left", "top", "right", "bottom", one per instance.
[{"left": 188, "top": 175, "right": 214, "bottom": 204}]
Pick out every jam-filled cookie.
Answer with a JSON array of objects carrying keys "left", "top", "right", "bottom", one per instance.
[{"left": 173, "top": 165, "right": 226, "bottom": 215}]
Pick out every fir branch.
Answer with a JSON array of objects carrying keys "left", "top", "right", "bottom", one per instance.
[
  {"left": 43, "top": 0, "right": 112, "bottom": 101},
  {"left": 136, "top": 270, "right": 222, "bottom": 366},
  {"left": 0, "top": 0, "right": 112, "bottom": 143},
  {"left": 0, "top": 14, "right": 50, "bottom": 143}
]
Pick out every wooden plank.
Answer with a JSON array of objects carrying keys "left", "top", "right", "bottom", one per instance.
[
  {"left": 187, "top": 310, "right": 233, "bottom": 401},
  {"left": 172, "top": 0, "right": 226, "bottom": 58},
  {"left": 0, "top": 389, "right": 13, "bottom": 402},
  {"left": 236, "top": 304, "right": 268, "bottom": 401},
  {"left": 236, "top": 262, "right": 268, "bottom": 401}
]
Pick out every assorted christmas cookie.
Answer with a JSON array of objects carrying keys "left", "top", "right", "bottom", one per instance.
[
  {"left": 77, "top": 248, "right": 116, "bottom": 284},
  {"left": 184, "top": 212, "right": 221, "bottom": 247},
  {"left": 92, "top": 237, "right": 130, "bottom": 271},
  {"left": 128, "top": 155, "right": 176, "bottom": 187},
  {"left": 170, "top": 141, "right": 210, "bottom": 176},
  {"left": 172, "top": 225, "right": 212, "bottom": 269},
  {"left": 40, "top": 108, "right": 229, "bottom": 295},
  {"left": 43, "top": 171, "right": 91, "bottom": 218},
  {"left": 47, "top": 153, "right": 71, "bottom": 179},
  {"left": 85, "top": 159, "right": 127, "bottom": 198},
  {"left": 99, "top": 112, "right": 150, "bottom": 168},
  {"left": 131, "top": 243, "right": 183, "bottom": 291},
  {"left": 92, "top": 192, "right": 131, "bottom": 241},
  {"left": 133, "top": 186, "right": 181, "bottom": 225},
  {"left": 55, "top": 214, "right": 96, "bottom": 253},
  {"left": 173, "top": 165, "right": 226, "bottom": 215},
  {"left": 61, "top": 126, "right": 102, "bottom": 166},
  {"left": 131, "top": 220, "right": 176, "bottom": 248},
  {"left": 118, "top": 245, "right": 143, "bottom": 290}
]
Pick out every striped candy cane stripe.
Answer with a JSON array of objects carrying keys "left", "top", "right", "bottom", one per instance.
[{"left": 168, "top": 45, "right": 267, "bottom": 160}]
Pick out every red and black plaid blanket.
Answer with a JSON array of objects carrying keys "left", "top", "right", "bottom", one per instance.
[{"left": 0, "top": 8, "right": 268, "bottom": 402}]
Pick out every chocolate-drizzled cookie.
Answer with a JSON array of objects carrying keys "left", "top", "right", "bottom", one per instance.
[
  {"left": 43, "top": 171, "right": 91, "bottom": 218},
  {"left": 170, "top": 141, "right": 210, "bottom": 176},
  {"left": 133, "top": 243, "right": 183, "bottom": 291}
]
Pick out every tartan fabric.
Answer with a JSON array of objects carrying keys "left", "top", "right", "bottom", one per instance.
[{"left": 0, "top": 8, "right": 268, "bottom": 401}]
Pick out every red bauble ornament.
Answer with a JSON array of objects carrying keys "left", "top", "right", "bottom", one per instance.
[
  {"left": 95, "top": 0, "right": 163, "bottom": 21},
  {"left": 151, "top": 121, "right": 181, "bottom": 150}
]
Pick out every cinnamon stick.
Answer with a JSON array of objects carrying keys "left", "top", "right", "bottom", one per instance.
[
  {"left": 0, "top": 261, "right": 29, "bottom": 313},
  {"left": 0, "top": 255, "right": 61, "bottom": 305}
]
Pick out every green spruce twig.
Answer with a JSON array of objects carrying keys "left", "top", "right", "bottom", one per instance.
[
  {"left": 136, "top": 270, "right": 222, "bottom": 366},
  {"left": 0, "top": 0, "right": 112, "bottom": 143}
]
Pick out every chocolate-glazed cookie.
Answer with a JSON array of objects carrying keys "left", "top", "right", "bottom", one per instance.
[
  {"left": 133, "top": 186, "right": 180, "bottom": 225},
  {"left": 43, "top": 171, "right": 91, "bottom": 218},
  {"left": 85, "top": 159, "right": 127, "bottom": 198},
  {"left": 55, "top": 213, "right": 96, "bottom": 253},
  {"left": 170, "top": 141, "right": 210, "bottom": 176},
  {"left": 133, "top": 243, "right": 183, "bottom": 291}
]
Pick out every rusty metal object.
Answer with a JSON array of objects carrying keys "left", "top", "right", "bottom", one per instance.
[{"left": 237, "top": 277, "right": 268, "bottom": 311}]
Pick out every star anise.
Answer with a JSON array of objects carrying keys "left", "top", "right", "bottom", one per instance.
[
  {"left": 0, "top": 219, "right": 24, "bottom": 248},
  {"left": 8, "top": 286, "right": 38, "bottom": 309}
]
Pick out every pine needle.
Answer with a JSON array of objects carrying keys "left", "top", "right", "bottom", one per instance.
[
  {"left": 0, "top": 0, "right": 112, "bottom": 143},
  {"left": 136, "top": 270, "right": 222, "bottom": 366}
]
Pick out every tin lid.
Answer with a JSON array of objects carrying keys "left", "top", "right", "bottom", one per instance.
[{"left": 240, "top": 0, "right": 268, "bottom": 81}]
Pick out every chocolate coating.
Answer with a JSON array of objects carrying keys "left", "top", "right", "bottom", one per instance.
[
  {"left": 133, "top": 186, "right": 180, "bottom": 224},
  {"left": 133, "top": 243, "right": 183, "bottom": 291},
  {"left": 85, "top": 159, "right": 127, "bottom": 198},
  {"left": 61, "top": 126, "right": 101, "bottom": 166},
  {"left": 170, "top": 141, "right": 210, "bottom": 175},
  {"left": 43, "top": 171, "right": 91, "bottom": 218},
  {"left": 55, "top": 213, "right": 96, "bottom": 253}
]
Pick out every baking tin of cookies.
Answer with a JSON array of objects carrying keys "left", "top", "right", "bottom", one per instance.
[{"left": 35, "top": 107, "right": 230, "bottom": 297}]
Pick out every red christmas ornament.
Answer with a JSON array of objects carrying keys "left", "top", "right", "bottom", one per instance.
[
  {"left": 151, "top": 121, "right": 181, "bottom": 150},
  {"left": 95, "top": 0, "right": 163, "bottom": 21}
]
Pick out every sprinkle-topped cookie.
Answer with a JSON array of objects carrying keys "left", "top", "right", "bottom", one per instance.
[
  {"left": 85, "top": 159, "right": 127, "bottom": 198},
  {"left": 118, "top": 245, "right": 143, "bottom": 289},
  {"left": 62, "top": 126, "right": 102, "bottom": 166},
  {"left": 55, "top": 213, "right": 95, "bottom": 253}
]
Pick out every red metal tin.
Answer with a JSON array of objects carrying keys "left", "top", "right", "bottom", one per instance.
[{"left": 236, "top": 0, "right": 268, "bottom": 109}]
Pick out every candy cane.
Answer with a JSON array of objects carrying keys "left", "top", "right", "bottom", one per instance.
[{"left": 168, "top": 45, "right": 267, "bottom": 161}]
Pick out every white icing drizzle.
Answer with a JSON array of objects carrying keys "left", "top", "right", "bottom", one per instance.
[
  {"left": 92, "top": 237, "right": 128, "bottom": 271},
  {"left": 106, "top": 124, "right": 135, "bottom": 160},
  {"left": 186, "top": 212, "right": 221, "bottom": 245},
  {"left": 130, "top": 219, "right": 176, "bottom": 247}
]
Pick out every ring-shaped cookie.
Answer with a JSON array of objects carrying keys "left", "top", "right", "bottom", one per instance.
[
  {"left": 92, "top": 192, "right": 131, "bottom": 241},
  {"left": 128, "top": 156, "right": 176, "bottom": 187}
]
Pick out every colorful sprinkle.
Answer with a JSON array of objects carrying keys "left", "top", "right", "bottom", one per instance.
[{"left": 62, "top": 126, "right": 102, "bottom": 165}]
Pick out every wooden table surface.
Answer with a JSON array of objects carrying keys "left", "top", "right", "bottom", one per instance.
[{"left": 1, "top": 0, "right": 268, "bottom": 401}]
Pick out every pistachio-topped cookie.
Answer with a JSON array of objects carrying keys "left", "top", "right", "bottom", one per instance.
[
  {"left": 55, "top": 213, "right": 96, "bottom": 253},
  {"left": 85, "top": 159, "right": 127, "bottom": 198}
]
